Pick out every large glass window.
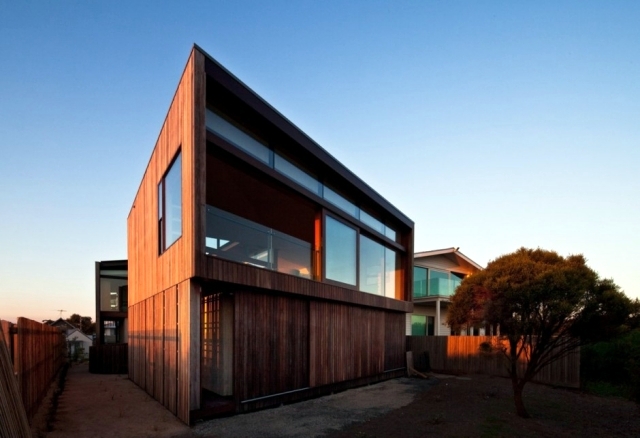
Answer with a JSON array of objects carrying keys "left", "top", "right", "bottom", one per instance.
[
  {"left": 274, "top": 153, "right": 321, "bottom": 195},
  {"left": 385, "top": 247, "right": 396, "bottom": 299},
  {"left": 205, "top": 206, "right": 312, "bottom": 278},
  {"left": 323, "top": 187, "right": 358, "bottom": 218},
  {"left": 325, "top": 216, "right": 357, "bottom": 285},
  {"left": 413, "top": 267, "right": 427, "bottom": 298},
  {"left": 359, "top": 235, "right": 385, "bottom": 295},
  {"left": 384, "top": 226, "right": 397, "bottom": 241},
  {"left": 411, "top": 315, "right": 434, "bottom": 336},
  {"left": 158, "top": 152, "right": 182, "bottom": 253},
  {"left": 411, "top": 315, "right": 426, "bottom": 336},
  {"left": 99, "top": 277, "right": 128, "bottom": 312},
  {"left": 360, "top": 210, "right": 384, "bottom": 234},
  {"left": 206, "top": 109, "right": 271, "bottom": 164},
  {"left": 206, "top": 110, "right": 398, "bottom": 244}
]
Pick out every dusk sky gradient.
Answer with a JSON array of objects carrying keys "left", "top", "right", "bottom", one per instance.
[{"left": 1, "top": 1, "right": 638, "bottom": 322}]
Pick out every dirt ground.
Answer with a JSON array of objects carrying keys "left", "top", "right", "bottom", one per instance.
[
  {"left": 47, "top": 363, "right": 640, "bottom": 437},
  {"left": 330, "top": 374, "right": 640, "bottom": 438},
  {"left": 47, "top": 363, "right": 192, "bottom": 438}
]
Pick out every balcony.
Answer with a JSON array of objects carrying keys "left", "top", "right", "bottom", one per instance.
[{"left": 205, "top": 206, "right": 312, "bottom": 279}]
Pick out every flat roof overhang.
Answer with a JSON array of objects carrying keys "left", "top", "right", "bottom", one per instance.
[{"left": 198, "top": 44, "right": 413, "bottom": 230}]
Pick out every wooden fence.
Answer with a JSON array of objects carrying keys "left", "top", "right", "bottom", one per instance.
[
  {"left": 90, "top": 344, "right": 128, "bottom": 374},
  {"left": 0, "top": 318, "right": 67, "bottom": 425},
  {"left": 0, "top": 321, "right": 30, "bottom": 437},
  {"left": 407, "top": 336, "right": 581, "bottom": 388}
]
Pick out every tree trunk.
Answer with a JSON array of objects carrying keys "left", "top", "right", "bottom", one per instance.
[{"left": 511, "top": 378, "right": 530, "bottom": 418}]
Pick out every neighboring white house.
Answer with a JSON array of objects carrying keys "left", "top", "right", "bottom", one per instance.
[
  {"left": 408, "top": 247, "right": 483, "bottom": 336},
  {"left": 66, "top": 328, "right": 93, "bottom": 361}
]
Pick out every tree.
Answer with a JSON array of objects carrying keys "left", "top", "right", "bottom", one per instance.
[
  {"left": 66, "top": 314, "right": 96, "bottom": 335},
  {"left": 448, "top": 247, "right": 638, "bottom": 418}
]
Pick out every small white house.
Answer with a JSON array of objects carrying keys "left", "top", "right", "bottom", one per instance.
[{"left": 66, "top": 328, "right": 93, "bottom": 361}]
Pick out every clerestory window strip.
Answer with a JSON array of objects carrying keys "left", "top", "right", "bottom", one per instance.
[{"left": 206, "top": 107, "right": 397, "bottom": 242}]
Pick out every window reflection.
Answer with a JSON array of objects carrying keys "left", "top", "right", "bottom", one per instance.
[
  {"left": 360, "top": 235, "right": 385, "bottom": 295},
  {"left": 325, "top": 216, "right": 357, "bottom": 285},
  {"left": 205, "top": 206, "right": 312, "bottom": 278},
  {"left": 206, "top": 109, "right": 270, "bottom": 164},
  {"left": 413, "top": 267, "right": 427, "bottom": 298}
]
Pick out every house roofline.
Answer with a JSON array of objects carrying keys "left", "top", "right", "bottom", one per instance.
[
  {"left": 198, "top": 44, "right": 413, "bottom": 228},
  {"left": 414, "top": 247, "right": 483, "bottom": 270}
]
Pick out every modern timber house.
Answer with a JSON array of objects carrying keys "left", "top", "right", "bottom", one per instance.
[
  {"left": 95, "top": 259, "right": 128, "bottom": 346},
  {"left": 127, "top": 45, "right": 414, "bottom": 424},
  {"left": 409, "top": 248, "right": 482, "bottom": 336},
  {"left": 89, "top": 260, "right": 129, "bottom": 374}
]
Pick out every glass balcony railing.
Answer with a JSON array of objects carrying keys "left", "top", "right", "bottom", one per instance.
[
  {"left": 413, "top": 266, "right": 463, "bottom": 299},
  {"left": 205, "top": 206, "right": 312, "bottom": 279}
]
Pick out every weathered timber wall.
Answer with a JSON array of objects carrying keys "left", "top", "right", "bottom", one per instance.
[
  {"left": 229, "top": 290, "right": 408, "bottom": 413},
  {"left": 0, "top": 318, "right": 66, "bottom": 424},
  {"left": 309, "top": 301, "right": 385, "bottom": 386},
  {"left": 235, "top": 292, "right": 309, "bottom": 402},
  {"left": 127, "top": 47, "right": 205, "bottom": 306},
  {"left": 128, "top": 280, "right": 199, "bottom": 424},
  {"left": 407, "top": 336, "right": 580, "bottom": 388},
  {"left": 16, "top": 318, "right": 66, "bottom": 422},
  {"left": 0, "top": 321, "right": 30, "bottom": 437}
]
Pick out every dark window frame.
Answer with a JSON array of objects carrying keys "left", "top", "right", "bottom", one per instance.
[
  {"left": 322, "top": 211, "right": 360, "bottom": 290},
  {"left": 158, "top": 150, "right": 182, "bottom": 255}
]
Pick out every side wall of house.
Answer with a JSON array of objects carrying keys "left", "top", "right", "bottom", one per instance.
[
  {"left": 127, "top": 48, "right": 205, "bottom": 424},
  {"left": 228, "top": 289, "right": 406, "bottom": 412}
]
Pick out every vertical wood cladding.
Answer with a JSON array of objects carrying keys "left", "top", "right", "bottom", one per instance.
[
  {"left": 153, "top": 292, "right": 164, "bottom": 404},
  {"left": 127, "top": 47, "right": 205, "bottom": 424},
  {"left": 384, "top": 312, "right": 406, "bottom": 370},
  {"left": 127, "top": 48, "right": 205, "bottom": 306},
  {"left": 127, "top": 279, "right": 197, "bottom": 424},
  {"left": 234, "top": 291, "right": 309, "bottom": 402},
  {"left": 127, "top": 45, "right": 414, "bottom": 422},
  {"left": 309, "top": 301, "right": 385, "bottom": 387}
]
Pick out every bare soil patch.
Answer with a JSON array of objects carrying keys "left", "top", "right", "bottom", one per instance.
[
  {"left": 329, "top": 374, "right": 640, "bottom": 438},
  {"left": 47, "top": 362, "right": 193, "bottom": 438}
]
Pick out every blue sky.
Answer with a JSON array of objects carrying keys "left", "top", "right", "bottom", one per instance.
[{"left": 1, "top": 1, "right": 638, "bottom": 322}]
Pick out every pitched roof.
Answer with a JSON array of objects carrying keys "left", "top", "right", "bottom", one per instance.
[{"left": 414, "top": 247, "right": 483, "bottom": 271}]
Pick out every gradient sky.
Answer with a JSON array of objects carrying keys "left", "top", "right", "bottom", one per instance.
[{"left": 1, "top": 1, "right": 638, "bottom": 323}]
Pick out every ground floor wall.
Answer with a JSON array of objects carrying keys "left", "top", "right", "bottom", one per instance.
[
  {"left": 128, "top": 279, "right": 200, "bottom": 424},
  {"left": 130, "top": 279, "right": 408, "bottom": 424},
  {"left": 218, "top": 287, "right": 407, "bottom": 413}
]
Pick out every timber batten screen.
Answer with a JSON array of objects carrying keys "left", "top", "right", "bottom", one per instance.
[{"left": 128, "top": 45, "right": 414, "bottom": 424}]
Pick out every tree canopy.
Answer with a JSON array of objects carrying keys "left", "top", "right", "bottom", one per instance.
[
  {"left": 65, "top": 314, "right": 95, "bottom": 335},
  {"left": 448, "top": 247, "right": 638, "bottom": 418}
]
